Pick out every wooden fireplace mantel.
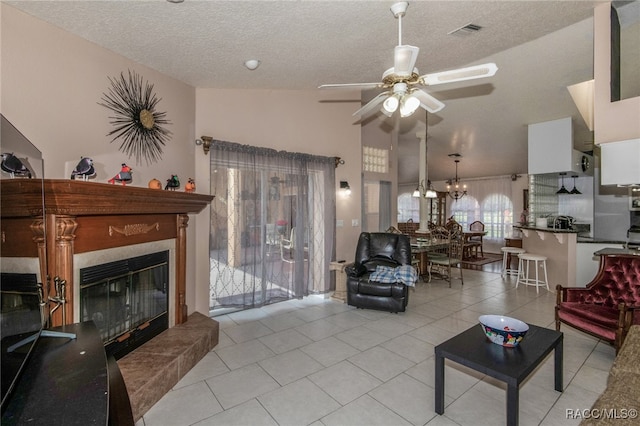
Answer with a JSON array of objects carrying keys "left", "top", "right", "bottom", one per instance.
[
  {"left": 1, "top": 179, "right": 213, "bottom": 217},
  {"left": 1, "top": 179, "right": 213, "bottom": 326}
]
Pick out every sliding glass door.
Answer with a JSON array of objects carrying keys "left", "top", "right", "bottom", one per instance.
[{"left": 208, "top": 141, "right": 335, "bottom": 313}]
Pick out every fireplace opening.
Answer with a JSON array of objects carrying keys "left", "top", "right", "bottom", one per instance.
[{"left": 80, "top": 251, "right": 169, "bottom": 359}]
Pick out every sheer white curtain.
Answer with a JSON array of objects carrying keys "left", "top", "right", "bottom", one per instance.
[
  {"left": 379, "top": 181, "right": 392, "bottom": 231},
  {"left": 208, "top": 140, "right": 336, "bottom": 312},
  {"left": 449, "top": 176, "right": 513, "bottom": 253}
]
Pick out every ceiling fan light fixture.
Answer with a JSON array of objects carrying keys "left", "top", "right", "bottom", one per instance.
[
  {"left": 400, "top": 94, "right": 420, "bottom": 117},
  {"left": 383, "top": 95, "right": 399, "bottom": 113},
  {"left": 380, "top": 106, "right": 394, "bottom": 117}
]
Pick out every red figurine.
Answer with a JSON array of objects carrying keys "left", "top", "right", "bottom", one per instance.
[{"left": 108, "top": 163, "right": 133, "bottom": 185}]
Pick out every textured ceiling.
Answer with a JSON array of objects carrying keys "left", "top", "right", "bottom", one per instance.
[{"left": 8, "top": 0, "right": 609, "bottom": 183}]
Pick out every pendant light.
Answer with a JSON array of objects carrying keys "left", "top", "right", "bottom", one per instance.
[
  {"left": 413, "top": 110, "right": 438, "bottom": 198},
  {"left": 570, "top": 175, "right": 582, "bottom": 194},
  {"left": 446, "top": 159, "right": 467, "bottom": 200},
  {"left": 556, "top": 172, "right": 570, "bottom": 194}
]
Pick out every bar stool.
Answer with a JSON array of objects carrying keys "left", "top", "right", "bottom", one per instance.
[
  {"left": 500, "top": 247, "right": 526, "bottom": 278},
  {"left": 516, "top": 253, "right": 550, "bottom": 293}
]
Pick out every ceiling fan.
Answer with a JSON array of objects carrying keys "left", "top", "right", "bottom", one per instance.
[{"left": 319, "top": 1, "right": 498, "bottom": 118}]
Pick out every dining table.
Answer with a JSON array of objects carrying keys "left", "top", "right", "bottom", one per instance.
[{"left": 411, "top": 238, "right": 450, "bottom": 280}]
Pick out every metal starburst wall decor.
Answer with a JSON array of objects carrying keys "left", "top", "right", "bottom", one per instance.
[{"left": 99, "top": 70, "right": 171, "bottom": 164}]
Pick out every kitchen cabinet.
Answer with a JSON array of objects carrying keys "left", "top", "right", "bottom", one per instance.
[
  {"left": 528, "top": 117, "right": 593, "bottom": 176},
  {"left": 600, "top": 138, "right": 640, "bottom": 185}
]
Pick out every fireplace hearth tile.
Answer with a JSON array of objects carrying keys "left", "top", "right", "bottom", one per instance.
[
  {"left": 117, "top": 312, "right": 219, "bottom": 421},
  {"left": 132, "top": 328, "right": 208, "bottom": 358},
  {"left": 118, "top": 352, "right": 180, "bottom": 420}
]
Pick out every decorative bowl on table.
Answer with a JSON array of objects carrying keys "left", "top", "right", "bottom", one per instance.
[{"left": 479, "top": 315, "right": 529, "bottom": 347}]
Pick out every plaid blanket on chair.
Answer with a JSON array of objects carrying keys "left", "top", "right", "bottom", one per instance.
[{"left": 369, "top": 265, "right": 417, "bottom": 287}]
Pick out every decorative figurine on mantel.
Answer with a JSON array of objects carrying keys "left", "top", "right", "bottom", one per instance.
[
  {"left": 148, "top": 178, "right": 162, "bottom": 190},
  {"left": 1, "top": 153, "right": 32, "bottom": 178},
  {"left": 108, "top": 163, "right": 133, "bottom": 185},
  {"left": 70, "top": 157, "right": 96, "bottom": 181},
  {"left": 185, "top": 178, "right": 195, "bottom": 193},
  {"left": 164, "top": 174, "right": 180, "bottom": 190}
]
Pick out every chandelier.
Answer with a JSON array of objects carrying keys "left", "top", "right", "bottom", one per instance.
[{"left": 446, "top": 159, "right": 467, "bottom": 200}]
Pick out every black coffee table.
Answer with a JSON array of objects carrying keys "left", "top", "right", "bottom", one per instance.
[{"left": 434, "top": 323, "right": 563, "bottom": 426}]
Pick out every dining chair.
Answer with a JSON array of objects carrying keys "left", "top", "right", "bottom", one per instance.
[
  {"left": 280, "top": 227, "right": 308, "bottom": 263},
  {"left": 428, "top": 225, "right": 464, "bottom": 287},
  {"left": 466, "top": 220, "right": 485, "bottom": 258},
  {"left": 424, "top": 226, "right": 449, "bottom": 282}
]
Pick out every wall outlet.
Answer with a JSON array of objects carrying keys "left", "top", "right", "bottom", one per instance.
[
  {"left": 336, "top": 220, "right": 344, "bottom": 227},
  {"left": 352, "top": 219, "right": 359, "bottom": 227}
]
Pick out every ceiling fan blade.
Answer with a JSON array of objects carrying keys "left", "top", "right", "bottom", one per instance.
[
  {"left": 421, "top": 62, "right": 498, "bottom": 86},
  {"left": 318, "top": 82, "right": 383, "bottom": 90},
  {"left": 394, "top": 45, "right": 420, "bottom": 77},
  {"left": 412, "top": 89, "right": 445, "bottom": 113},
  {"left": 353, "top": 91, "right": 391, "bottom": 117}
]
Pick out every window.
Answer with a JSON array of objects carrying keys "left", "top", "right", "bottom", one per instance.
[
  {"left": 397, "top": 193, "right": 419, "bottom": 223},
  {"left": 447, "top": 176, "right": 514, "bottom": 249},
  {"left": 482, "top": 194, "right": 513, "bottom": 239},
  {"left": 450, "top": 196, "right": 480, "bottom": 229},
  {"left": 363, "top": 146, "right": 388, "bottom": 173}
]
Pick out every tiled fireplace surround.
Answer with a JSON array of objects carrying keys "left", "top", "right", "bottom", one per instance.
[{"left": 2, "top": 179, "right": 219, "bottom": 420}]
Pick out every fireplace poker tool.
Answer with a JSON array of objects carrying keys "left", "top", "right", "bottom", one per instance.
[
  {"left": 37, "top": 282, "right": 49, "bottom": 328},
  {"left": 49, "top": 276, "right": 68, "bottom": 325}
]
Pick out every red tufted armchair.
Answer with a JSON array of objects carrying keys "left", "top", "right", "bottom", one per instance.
[{"left": 555, "top": 251, "right": 640, "bottom": 353}]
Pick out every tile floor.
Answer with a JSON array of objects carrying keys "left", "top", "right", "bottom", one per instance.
[{"left": 139, "top": 269, "right": 615, "bottom": 426}]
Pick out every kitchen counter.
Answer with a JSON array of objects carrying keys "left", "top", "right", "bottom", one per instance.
[
  {"left": 515, "top": 225, "right": 580, "bottom": 234},
  {"left": 594, "top": 248, "right": 640, "bottom": 256},
  {"left": 515, "top": 225, "right": 577, "bottom": 288},
  {"left": 576, "top": 237, "right": 627, "bottom": 244}
]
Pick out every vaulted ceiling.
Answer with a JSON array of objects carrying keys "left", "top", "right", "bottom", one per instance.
[{"left": 8, "top": 0, "right": 607, "bottom": 182}]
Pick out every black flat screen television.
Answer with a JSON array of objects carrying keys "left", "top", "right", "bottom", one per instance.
[
  {"left": 0, "top": 273, "right": 43, "bottom": 412},
  {"left": 1, "top": 114, "right": 46, "bottom": 415}
]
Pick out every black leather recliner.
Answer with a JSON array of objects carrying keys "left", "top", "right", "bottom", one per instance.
[{"left": 345, "top": 232, "right": 411, "bottom": 313}]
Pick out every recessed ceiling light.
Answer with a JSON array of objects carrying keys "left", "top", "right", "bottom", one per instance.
[{"left": 244, "top": 59, "right": 261, "bottom": 70}]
